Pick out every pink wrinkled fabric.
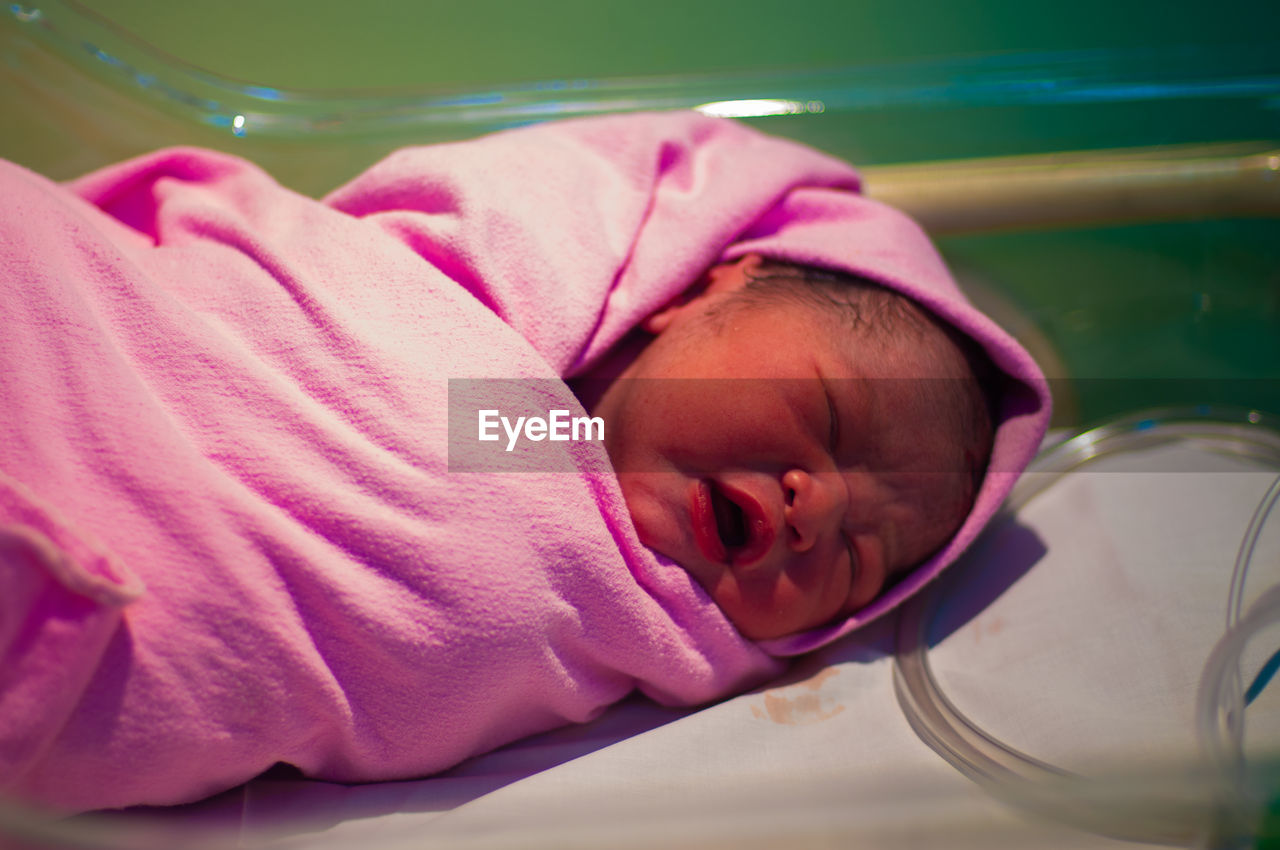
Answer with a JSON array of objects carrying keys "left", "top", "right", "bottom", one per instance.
[{"left": 0, "top": 112, "right": 1049, "bottom": 812}]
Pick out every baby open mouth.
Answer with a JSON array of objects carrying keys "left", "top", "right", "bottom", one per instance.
[{"left": 709, "top": 483, "right": 749, "bottom": 550}]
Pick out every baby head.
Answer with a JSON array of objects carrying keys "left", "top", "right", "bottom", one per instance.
[{"left": 593, "top": 254, "right": 995, "bottom": 641}]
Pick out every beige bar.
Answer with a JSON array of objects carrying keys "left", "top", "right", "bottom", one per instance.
[{"left": 863, "top": 143, "right": 1280, "bottom": 235}]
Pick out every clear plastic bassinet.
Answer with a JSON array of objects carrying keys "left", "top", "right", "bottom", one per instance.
[{"left": 2, "top": 3, "right": 1279, "bottom": 847}]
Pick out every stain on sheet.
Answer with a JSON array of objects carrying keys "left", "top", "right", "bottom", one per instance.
[
  {"left": 971, "top": 615, "right": 1005, "bottom": 643},
  {"left": 750, "top": 666, "right": 845, "bottom": 725}
]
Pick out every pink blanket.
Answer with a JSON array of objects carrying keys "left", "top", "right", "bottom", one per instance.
[{"left": 0, "top": 112, "right": 1049, "bottom": 812}]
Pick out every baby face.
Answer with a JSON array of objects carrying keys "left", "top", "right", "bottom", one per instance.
[{"left": 593, "top": 257, "right": 968, "bottom": 640}]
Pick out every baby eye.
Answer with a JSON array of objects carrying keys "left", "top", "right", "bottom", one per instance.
[
  {"left": 822, "top": 379, "right": 840, "bottom": 452},
  {"left": 842, "top": 533, "right": 857, "bottom": 581}
]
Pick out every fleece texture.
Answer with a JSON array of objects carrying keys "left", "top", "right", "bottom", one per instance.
[{"left": 0, "top": 112, "right": 1049, "bottom": 811}]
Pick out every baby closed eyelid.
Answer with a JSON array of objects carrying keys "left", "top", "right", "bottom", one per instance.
[
  {"left": 842, "top": 532, "right": 858, "bottom": 582},
  {"left": 821, "top": 378, "right": 840, "bottom": 453}
]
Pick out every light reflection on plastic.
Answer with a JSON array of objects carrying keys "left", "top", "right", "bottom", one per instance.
[
  {"left": 232, "top": 114, "right": 246, "bottom": 136},
  {"left": 243, "top": 85, "right": 283, "bottom": 101},
  {"left": 9, "top": 4, "right": 40, "bottom": 22},
  {"left": 694, "top": 99, "right": 825, "bottom": 118},
  {"left": 435, "top": 92, "right": 505, "bottom": 107}
]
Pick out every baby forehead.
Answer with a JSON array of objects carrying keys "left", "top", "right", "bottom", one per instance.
[
  {"left": 735, "top": 287, "right": 968, "bottom": 374},
  {"left": 782, "top": 322, "right": 976, "bottom": 389}
]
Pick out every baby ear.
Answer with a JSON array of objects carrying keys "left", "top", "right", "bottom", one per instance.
[
  {"left": 641, "top": 253, "right": 765, "bottom": 335},
  {"left": 704, "top": 253, "right": 764, "bottom": 295},
  {"left": 640, "top": 301, "right": 685, "bottom": 335}
]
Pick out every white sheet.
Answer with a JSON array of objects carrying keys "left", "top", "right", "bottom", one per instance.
[{"left": 53, "top": 434, "right": 1280, "bottom": 848}]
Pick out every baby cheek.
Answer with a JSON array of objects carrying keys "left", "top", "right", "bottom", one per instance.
[{"left": 684, "top": 402, "right": 807, "bottom": 464}]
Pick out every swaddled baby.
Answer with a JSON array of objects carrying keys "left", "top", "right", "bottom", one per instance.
[
  {"left": 582, "top": 254, "right": 994, "bottom": 640},
  {"left": 0, "top": 111, "right": 1049, "bottom": 812}
]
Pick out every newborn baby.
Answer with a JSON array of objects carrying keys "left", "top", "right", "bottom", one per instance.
[
  {"left": 0, "top": 111, "right": 1049, "bottom": 812},
  {"left": 587, "top": 254, "right": 993, "bottom": 640}
]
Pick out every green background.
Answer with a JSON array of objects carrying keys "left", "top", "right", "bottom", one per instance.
[{"left": 63, "top": 0, "right": 1280, "bottom": 91}]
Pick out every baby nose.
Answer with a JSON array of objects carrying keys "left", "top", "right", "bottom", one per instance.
[{"left": 782, "top": 469, "right": 843, "bottom": 553}]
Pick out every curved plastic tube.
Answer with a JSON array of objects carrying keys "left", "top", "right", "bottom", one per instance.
[{"left": 893, "top": 406, "right": 1280, "bottom": 846}]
